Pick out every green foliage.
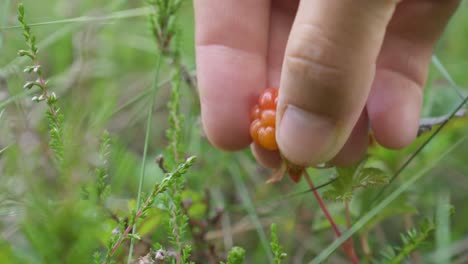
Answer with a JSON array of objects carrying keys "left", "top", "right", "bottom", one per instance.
[
  {"left": 95, "top": 131, "right": 112, "bottom": 202},
  {"left": 148, "top": 157, "right": 196, "bottom": 209},
  {"left": 103, "top": 156, "right": 197, "bottom": 263},
  {"left": 379, "top": 218, "right": 436, "bottom": 264},
  {"left": 17, "top": 3, "right": 64, "bottom": 165},
  {"left": 270, "top": 224, "right": 287, "bottom": 264},
  {"left": 147, "top": 0, "right": 183, "bottom": 56},
  {"left": 166, "top": 69, "right": 183, "bottom": 168},
  {"left": 127, "top": 0, "right": 189, "bottom": 262},
  {"left": 182, "top": 245, "right": 194, "bottom": 264},
  {"left": 324, "top": 160, "right": 390, "bottom": 202},
  {"left": 2, "top": 1, "right": 468, "bottom": 264},
  {"left": 357, "top": 191, "right": 418, "bottom": 233},
  {"left": 221, "top": 246, "right": 246, "bottom": 264},
  {"left": 81, "top": 131, "right": 112, "bottom": 210}
]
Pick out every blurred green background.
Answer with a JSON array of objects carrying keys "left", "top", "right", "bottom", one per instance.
[{"left": 0, "top": 0, "right": 467, "bottom": 263}]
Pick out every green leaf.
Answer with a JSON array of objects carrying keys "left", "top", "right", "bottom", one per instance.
[
  {"left": 31, "top": 95, "right": 45, "bottom": 102},
  {"left": 323, "top": 159, "right": 366, "bottom": 201},
  {"left": 127, "top": 233, "right": 141, "bottom": 241},
  {"left": 22, "top": 81, "right": 35, "bottom": 90},
  {"left": 353, "top": 168, "right": 390, "bottom": 189},
  {"left": 23, "top": 65, "right": 41, "bottom": 74},
  {"left": 17, "top": 49, "right": 34, "bottom": 59},
  {"left": 324, "top": 159, "right": 390, "bottom": 202},
  {"left": 18, "top": 3, "right": 24, "bottom": 17},
  {"left": 323, "top": 189, "right": 354, "bottom": 202}
]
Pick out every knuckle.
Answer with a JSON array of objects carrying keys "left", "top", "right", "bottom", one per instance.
[
  {"left": 285, "top": 23, "right": 351, "bottom": 87},
  {"left": 284, "top": 52, "right": 346, "bottom": 87}
]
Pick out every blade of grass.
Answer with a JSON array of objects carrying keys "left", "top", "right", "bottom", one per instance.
[
  {"left": 220, "top": 177, "right": 337, "bottom": 215},
  {"left": 0, "top": 109, "right": 9, "bottom": 155},
  {"left": 424, "top": 237, "right": 468, "bottom": 262},
  {"left": 434, "top": 191, "right": 451, "bottom": 264},
  {"left": 110, "top": 77, "right": 173, "bottom": 117},
  {"left": 0, "top": 88, "right": 34, "bottom": 111},
  {"left": 0, "top": 144, "right": 11, "bottom": 155},
  {"left": 309, "top": 134, "right": 467, "bottom": 264},
  {"left": 229, "top": 162, "right": 274, "bottom": 262},
  {"left": 0, "top": 0, "right": 11, "bottom": 49},
  {"left": 127, "top": 53, "right": 163, "bottom": 263},
  {"left": 0, "top": 6, "right": 152, "bottom": 30},
  {"left": 432, "top": 55, "right": 464, "bottom": 99}
]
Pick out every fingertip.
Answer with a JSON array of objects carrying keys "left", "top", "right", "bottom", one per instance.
[
  {"left": 196, "top": 45, "right": 266, "bottom": 152},
  {"left": 276, "top": 105, "right": 341, "bottom": 167},
  {"left": 201, "top": 104, "right": 252, "bottom": 151},
  {"left": 251, "top": 143, "right": 282, "bottom": 169},
  {"left": 368, "top": 69, "right": 422, "bottom": 149},
  {"left": 369, "top": 109, "right": 419, "bottom": 150}
]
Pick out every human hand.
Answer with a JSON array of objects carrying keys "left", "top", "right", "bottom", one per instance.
[{"left": 194, "top": 0, "right": 459, "bottom": 168}]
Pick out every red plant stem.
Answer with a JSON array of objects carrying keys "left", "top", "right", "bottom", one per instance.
[
  {"left": 345, "top": 200, "right": 356, "bottom": 251},
  {"left": 34, "top": 60, "right": 60, "bottom": 125},
  {"left": 110, "top": 210, "right": 142, "bottom": 256},
  {"left": 105, "top": 197, "right": 149, "bottom": 263},
  {"left": 170, "top": 205, "right": 182, "bottom": 264},
  {"left": 304, "top": 171, "right": 359, "bottom": 264}
]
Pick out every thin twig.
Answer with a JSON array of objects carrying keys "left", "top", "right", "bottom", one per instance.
[
  {"left": 107, "top": 193, "right": 154, "bottom": 261},
  {"left": 418, "top": 109, "right": 466, "bottom": 136}
]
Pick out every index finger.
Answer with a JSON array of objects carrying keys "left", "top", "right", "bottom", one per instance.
[{"left": 195, "top": 0, "right": 270, "bottom": 150}]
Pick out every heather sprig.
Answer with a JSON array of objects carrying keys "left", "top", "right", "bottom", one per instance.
[
  {"left": 221, "top": 247, "right": 246, "bottom": 264},
  {"left": 103, "top": 156, "right": 197, "bottom": 264},
  {"left": 150, "top": 0, "right": 192, "bottom": 262},
  {"left": 126, "top": 0, "right": 191, "bottom": 263},
  {"left": 380, "top": 218, "right": 436, "bottom": 264},
  {"left": 270, "top": 224, "right": 287, "bottom": 264},
  {"left": 95, "top": 131, "right": 112, "bottom": 202},
  {"left": 17, "top": 3, "right": 64, "bottom": 164}
]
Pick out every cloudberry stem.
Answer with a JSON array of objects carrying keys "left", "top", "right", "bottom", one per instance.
[
  {"left": 345, "top": 200, "right": 357, "bottom": 256},
  {"left": 303, "top": 171, "right": 359, "bottom": 264}
]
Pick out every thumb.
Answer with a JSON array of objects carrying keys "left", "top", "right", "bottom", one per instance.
[{"left": 277, "top": 0, "right": 399, "bottom": 166}]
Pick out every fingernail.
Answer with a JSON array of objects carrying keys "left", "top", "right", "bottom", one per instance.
[{"left": 277, "top": 105, "right": 338, "bottom": 166}]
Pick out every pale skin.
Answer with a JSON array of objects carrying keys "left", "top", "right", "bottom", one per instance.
[{"left": 194, "top": 0, "right": 460, "bottom": 168}]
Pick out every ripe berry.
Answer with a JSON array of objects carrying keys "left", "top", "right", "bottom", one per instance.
[
  {"left": 251, "top": 88, "right": 305, "bottom": 184},
  {"left": 250, "top": 88, "right": 279, "bottom": 151}
]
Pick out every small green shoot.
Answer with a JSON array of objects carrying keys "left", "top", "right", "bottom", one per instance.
[
  {"left": 270, "top": 224, "right": 287, "bottom": 264},
  {"left": 221, "top": 246, "right": 246, "bottom": 264},
  {"left": 379, "top": 218, "right": 437, "bottom": 264}
]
